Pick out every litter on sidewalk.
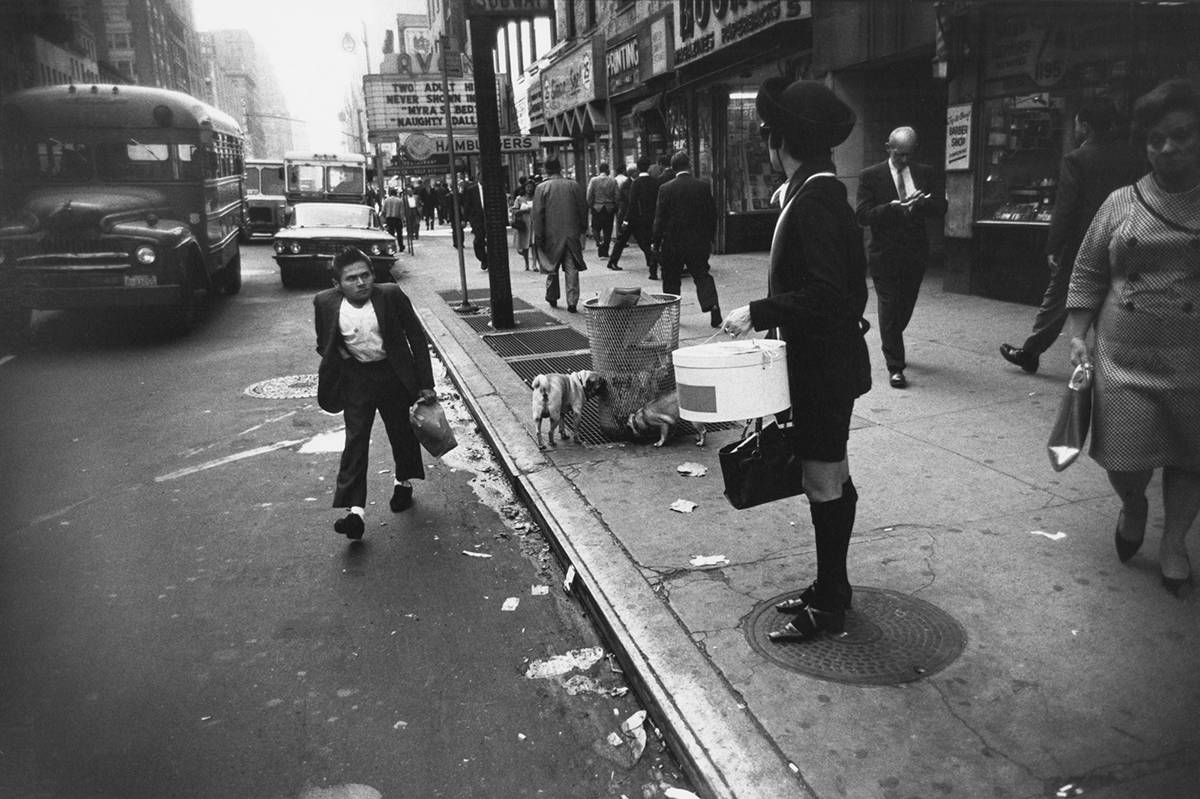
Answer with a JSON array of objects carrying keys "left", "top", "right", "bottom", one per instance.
[
  {"left": 1030, "top": 530, "right": 1067, "bottom": 541},
  {"left": 501, "top": 597, "right": 520, "bottom": 611},
  {"left": 524, "top": 646, "right": 606, "bottom": 679},
  {"left": 689, "top": 554, "right": 729, "bottom": 569},
  {"left": 676, "top": 462, "right": 708, "bottom": 477},
  {"left": 461, "top": 550, "right": 493, "bottom": 558},
  {"left": 670, "top": 499, "right": 697, "bottom": 513}
]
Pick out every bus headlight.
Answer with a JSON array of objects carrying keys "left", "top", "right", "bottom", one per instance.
[{"left": 134, "top": 245, "right": 157, "bottom": 265}]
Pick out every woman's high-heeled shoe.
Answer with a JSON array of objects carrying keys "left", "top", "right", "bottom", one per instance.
[
  {"left": 768, "top": 605, "right": 846, "bottom": 642},
  {"left": 1161, "top": 552, "right": 1191, "bottom": 597},
  {"left": 1114, "top": 496, "right": 1149, "bottom": 563},
  {"left": 775, "top": 581, "right": 853, "bottom": 613}
]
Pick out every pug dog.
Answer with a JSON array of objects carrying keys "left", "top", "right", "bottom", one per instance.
[
  {"left": 627, "top": 391, "right": 706, "bottom": 447},
  {"left": 531, "top": 369, "right": 605, "bottom": 449}
]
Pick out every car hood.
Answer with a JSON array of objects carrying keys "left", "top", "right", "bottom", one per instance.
[
  {"left": 18, "top": 185, "right": 174, "bottom": 234},
  {"left": 276, "top": 226, "right": 391, "bottom": 240}
]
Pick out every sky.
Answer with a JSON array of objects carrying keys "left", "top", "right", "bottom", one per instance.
[{"left": 192, "top": 0, "right": 429, "bottom": 150}]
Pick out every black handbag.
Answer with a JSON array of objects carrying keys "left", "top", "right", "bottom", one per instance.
[
  {"left": 1047, "top": 364, "right": 1093, "bottom": 471},
  {"left": 719, "top": 418, "right": 805, "bottom": 510}
]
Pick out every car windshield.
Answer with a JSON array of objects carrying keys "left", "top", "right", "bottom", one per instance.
[{"left": 291, "top": 204, "right": 373, "bottom": 228}]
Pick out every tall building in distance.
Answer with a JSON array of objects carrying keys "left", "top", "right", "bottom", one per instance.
[{"left": 203, "top": 28, "right": 294, "bottom": 159}]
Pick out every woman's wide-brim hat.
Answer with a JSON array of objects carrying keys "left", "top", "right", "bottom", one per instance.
[{"left": 756, "top": 77, "right": 855, "bottom": 149}]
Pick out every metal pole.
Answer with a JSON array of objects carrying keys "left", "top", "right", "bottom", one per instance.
[
  {"left": 442, "top": 35, "right": 475, "bottom": 315},
  {"left": 470, "top": 15, "right": 514, "bottom": 330}
]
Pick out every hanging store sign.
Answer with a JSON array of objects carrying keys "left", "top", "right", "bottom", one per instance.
[
  {"left": 674, "top": 0, "right": 811, "bottom": 68},
  {"left": 984, "top": 15, "right": 1125, "bottom": 88},
  {"left": 363, "top": 75, "right": 476, "bottom": 136},
  {"left": 540, "top": 40, "right": 602, "bottom": 119},
  {"left": 463, "top": 0, "right": 554, "bottom": 17},
  {"left": 606, "top": 35, "right": 639, "bottom": 95},
  {"left": 944, "top": 103, "right": 973, "bottom": 172}
]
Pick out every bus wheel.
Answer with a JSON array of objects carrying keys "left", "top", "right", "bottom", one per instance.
[
  {"left": 280, "top": 265, "right": 301, "bottom": 289},
  {"left": 218, "top": 251, "right": 243, "bottom": 295},
  {"left": 169, "top": 261, "right": 206, "bottom": 335}
]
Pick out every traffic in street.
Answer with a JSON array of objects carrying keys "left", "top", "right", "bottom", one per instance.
[{"left": 0, "top": 242, "right": 694, "bottom": 799}]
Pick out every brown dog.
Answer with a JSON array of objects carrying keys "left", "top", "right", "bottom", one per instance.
[
  {"left": 627, "top": 391, "right": 706, "bottom": 447},
  {"left": 531, "top": 370, "right": 605, "bottom": 448}
]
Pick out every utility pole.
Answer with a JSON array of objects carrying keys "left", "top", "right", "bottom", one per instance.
[{"left": 469, "top": 15, "right": 514, "bottom": 329}]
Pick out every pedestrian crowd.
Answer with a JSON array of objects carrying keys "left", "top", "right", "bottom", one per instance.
[{"left": 319, "top": 75, "right": 1200, "bottom": 623}]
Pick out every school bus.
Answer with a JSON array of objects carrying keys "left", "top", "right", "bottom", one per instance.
[
  {"left": 283, "top": 150, "right": 368, "bottom": 206},
  {"left": 0, "top": 84, "right": 245, "bottom": 334},
  {"left": 244, "top": 157, "right": 286, "bottom": 237}
]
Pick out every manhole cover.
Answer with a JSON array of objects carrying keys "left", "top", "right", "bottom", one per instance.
[
  {"left": 746, "top": 587, "right": 967, "bottom": 685},
  {"left": 244, "top": 374, "right": 319, "bottom": 399}
]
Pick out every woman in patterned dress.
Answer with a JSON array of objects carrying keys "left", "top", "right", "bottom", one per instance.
[{"left": 1066, "top": 79, "right": 1200, "bottom": 595}]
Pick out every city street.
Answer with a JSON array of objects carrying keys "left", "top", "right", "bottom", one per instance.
[{"left": 0, "top": 242, "right": 693, "bottom": 799}]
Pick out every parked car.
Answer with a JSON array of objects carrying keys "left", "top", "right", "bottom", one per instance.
[{"left": 272, "top": 202, "right": 397, "bottom": 287}]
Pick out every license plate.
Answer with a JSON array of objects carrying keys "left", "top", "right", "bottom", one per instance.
[{"left": 124, "top": 274, "right": 158, "bottom": 288}]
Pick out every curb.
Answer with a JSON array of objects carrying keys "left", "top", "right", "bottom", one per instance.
[{"left": 419, "top": 308, "right": 811, "bottom": 799}]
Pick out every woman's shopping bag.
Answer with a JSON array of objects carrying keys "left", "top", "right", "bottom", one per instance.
[
  {"left": 1046, "top": 363, "right": 1093, "bottom": 471},
  {"left": 410, "top": 400, "right": 458, "bottom": 457},
  {"left": 718, "top": 419, "right": 805, "bottom": 510}
]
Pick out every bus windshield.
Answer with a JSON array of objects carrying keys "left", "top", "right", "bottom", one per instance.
[
  {"left": 2, "top": 135, "right": 194, "bottom": 182},
  {"left": 260, "top": 166, "right": 285, "bottom": 195}
]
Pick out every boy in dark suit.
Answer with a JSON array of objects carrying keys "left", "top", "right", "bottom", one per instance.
[
  {"left": 652, "top": 151, "right": 721, "bottom": 327},
  {"left": 856, "top": 127, "right": 947, "bottom": 388},
  {"left": 314, "top": 247, "right": 436, "bottom": 540}
]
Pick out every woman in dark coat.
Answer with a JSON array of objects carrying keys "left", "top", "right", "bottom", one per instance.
[{"left": 721, "top": 78, "right": 871, "bottom": 641}]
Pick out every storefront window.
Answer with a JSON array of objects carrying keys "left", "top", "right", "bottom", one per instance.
[
  {"left": 695, "top": 90, "right": 713, "bottom": 180},
  {"left": 725, "top": 90, "right": 780, "bottom": 213},
  {"left": 979, "top": 94, "right": 1066, "bottom": 222},
  {"left": 665, "top": 94, "right": 689, "bottom": 156},
  {"left": 618, "top": 113, "right": 637, "bottom": 171}
]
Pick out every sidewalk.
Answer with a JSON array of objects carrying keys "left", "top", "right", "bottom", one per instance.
[{"left": 403, "top": 230, "right": 1200, "bottom": 799}]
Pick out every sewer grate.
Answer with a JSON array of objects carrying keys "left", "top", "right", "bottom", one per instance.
[
  {"left": 436, "top": 289, "right": 533, "bottom": 312},
  {"left": 460, "top": 308, "right": 564, "bottom": 334},
  {"left": 746, "top": 587, "right": 967, "bottom": 685},
  {"left": 483, "top": 327, "right": 591, "bottom": 358},
  {"left": 244, "top": 374, "right": 318, "bottom": 399}
]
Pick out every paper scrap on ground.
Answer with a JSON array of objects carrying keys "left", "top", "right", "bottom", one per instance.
[
  {"left": 689, "top": 554, "right": 729, "bottom": 569},
  {"left": 501, "top": 597, "right": 519, "bottom": 612},
  {"left": 530, "top": 584, "right": 549, "bottom": 596},
  {"left": 670, "top": 499, "right": 698, "bottom": 513},
  {"left": 676, "top": 462, "right": 708, "bottom": 477},
  {"left": 1030, "top": 530, "right": 1067, "bottom": 541},
  {"left": 524, "top": 646, "right": 606, "bottom": 679},
  {"left": 462, "top": 550, "right": 493, "bottom": 558},
  {"left": 563, "top": 564, "right": 576, "bottom": 593},
  {"left": 619, "top": 710, "right": 648, "bottom": 761},
  {"left": 392, "top": 720, "right": 408, "bottom": 730},
  {"left": 665, "top": 789, "right": 701, "bottom": 799}
]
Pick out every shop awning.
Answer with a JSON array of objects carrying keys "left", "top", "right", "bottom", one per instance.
[{"left": 631, "top": 94, "right": 662, "bottom": 118}]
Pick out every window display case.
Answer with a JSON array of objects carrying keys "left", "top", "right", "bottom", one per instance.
[{"left": 979, "top": 93, "right": 1066, "bottom": 224}]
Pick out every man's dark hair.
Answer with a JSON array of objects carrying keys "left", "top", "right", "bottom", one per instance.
[
  {"left": 1132, "top": 78, "right": 1200, "bottom": 141},
  {"left": 332, "top": 246, "right": 371, "bottom": 276},
  {"left": 598, "top": 162, "right": 609, "bottom": 174},
  {"left": 1077, "top": 97, "right": 1119, "bottom": 135},
  {"left": 636, "top": 155, "right": 652, "bottom": 172},
  {"left": 544, "top": 157, "right": 562, "bottom": 174},
  {"left": 670, "top": 151, "right": 690, "bottom": 172},
  {"left": 657, "top": 154, "right": 670, "bottom": 167}
]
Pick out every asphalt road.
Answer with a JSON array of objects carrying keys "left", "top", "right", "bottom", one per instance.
[{"left": 0, "top": 241, "right": 692, "bottom": 799}]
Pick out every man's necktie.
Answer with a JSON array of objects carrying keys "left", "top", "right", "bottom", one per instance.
[{"left": 895, "top": 170, "right": 907, "bottom": 201}]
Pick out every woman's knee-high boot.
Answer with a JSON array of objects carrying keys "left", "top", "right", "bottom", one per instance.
[{"left": 810, "top": 478, "right": 858, "bottom": 611}]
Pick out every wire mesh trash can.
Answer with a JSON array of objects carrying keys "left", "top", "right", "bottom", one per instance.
[{"left": 583, "top": 293, "right": 680, "bottom": 437}]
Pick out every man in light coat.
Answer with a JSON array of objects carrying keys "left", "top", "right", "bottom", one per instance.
[{"left": 532, "top": 157, "right": 588, "bottom": 313}]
